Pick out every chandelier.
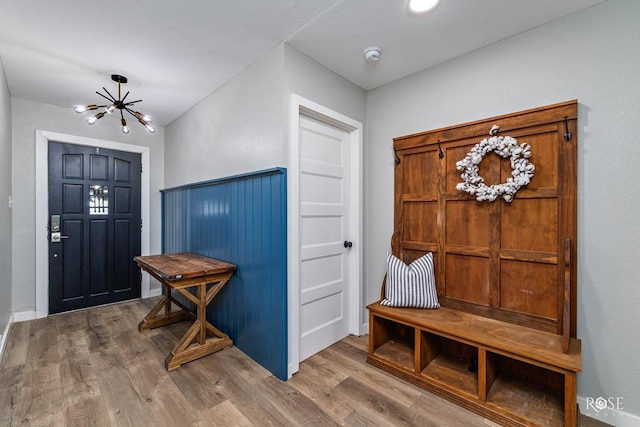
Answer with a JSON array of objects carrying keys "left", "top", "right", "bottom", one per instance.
[{"left": 74, "top": 74, "right": 155, "bottom": 134}]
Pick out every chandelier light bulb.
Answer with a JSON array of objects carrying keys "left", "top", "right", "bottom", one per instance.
[
  {"left": 86, "top": 112, "right": 105, "bottom": 125},
  {"left": 106, "top": 104, "right": 116, "bottom": 114},
  {"left": 133, "top": 111, "right": 153, "bottom": 123},
  {"left": 74, "top": 104, "right": 98, "bottom": 113},
  {"left": 121, "top": 118, "right": 130, "bottom": 134},
  {"left": 145, "top": 123, "right": 156, "bottom": 133}
]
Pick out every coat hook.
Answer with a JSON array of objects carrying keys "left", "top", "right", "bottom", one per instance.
[
  {"left": 437, "top": 140, "right": 444, "bottom": 158},
  {"left": 563, "top": 116, "right": 573, "bottom": 141}
]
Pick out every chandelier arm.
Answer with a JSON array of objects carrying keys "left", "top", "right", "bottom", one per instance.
[
  {"left": 124, "top": 106, "right": 146, "bottom": 120},
  {"left": 102, "top": 87, "right": 117, "bottom": 102},
  {"left": 95, "top": 91, "right": 115, "bottom": 104},
  {"left": 120, "top": 91, "right": 131, "bottom": 103}
]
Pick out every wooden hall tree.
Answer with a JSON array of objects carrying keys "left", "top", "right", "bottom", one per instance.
[{"left": 367, "top": 101, "right": 581, "bottom": 426}]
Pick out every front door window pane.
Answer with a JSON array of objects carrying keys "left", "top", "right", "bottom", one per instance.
[{"left": 89, "top": 185, "right": 108, "bottom": 215}]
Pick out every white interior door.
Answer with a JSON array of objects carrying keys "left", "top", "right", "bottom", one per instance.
[{"left": 298, "top": 115, "right": 351, "bottom": 361}]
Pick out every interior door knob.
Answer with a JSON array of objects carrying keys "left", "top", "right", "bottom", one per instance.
[{"left": 344, "top": 241, "right": 353, "bottom": 248}]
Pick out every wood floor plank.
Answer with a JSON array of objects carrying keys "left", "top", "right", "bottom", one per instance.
[
  {"left": 316, "top": 342, "right": 424, "bottom": 408},
  {"left": 0, "top": 320, "right": 30, "bottom": 369},
  {"left": 96, "top": 358, "right": 155, "bottom": 426},
  {"left": 23, "top": 361, "right": 61, "bottom": 386},
  {"left": 112, "top": 326, "right": 153, "bottom": 363},
  {"left": 192, "top": 356, "right": 295, "bottom": 426},
  {"left": 53, "top": 309, "right": 91, "bottom": 334},
  {"left": 407, "top": 391, "right": 497, "bottom": 427},
  {"left": 213, "top": 341, "right": 273, "bottom": 385},
  {"left": 195, "top": 399, "right": 253, "bottom": 427},
  {"left": 60, "top": 368, "right": 101, "bottom": 410},
  {"left": 332, "top": 375, "right": 419, "bottom": 426},
  {"left": 25, "top": 317, "right": 59, "bottom": 372},
  {"left": 164, "top": 359, "right": 227, "bottom": 411},
  {"left": 14, "top": 379, "right": 64, "bottom": 425},
  {"left": 288, "top": 353, "right": 349, "bottom": 392},
  {"left": 343, "top": 406, "right": 404, "bottom": 427},
  {"left": 14, "top": 410, "right": 65, "bottom": 427},
  {"left": 63, "top": 395, "right": 112, "bottom": 427},
  {"left": 341, "top": 334, "right": 369, "bottom": 353},
  {"left": 286, "top": 356, "right": 356, "bottom": 421},
  {"left": 58, "top": 332, "right": 97, "bottom": 383},
  {"left": 128, "top": 360, "right": 200, "bottom": 426},
  {"left": 84, "top": 311, "right": 113, "bottom": 358},
  {"left": 253, "top": 375, "right": 340, "bottom": 427},
  {"left": 0, "top": 364, "right": 24, "bottom": 426}
]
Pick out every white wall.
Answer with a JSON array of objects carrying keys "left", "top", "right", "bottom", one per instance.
[
  {"left": 283, "top": 44, "right": 366, "bottom": 125},
  {"left": 365, "top": 0, "right": 640, "bottom": 420},
  {"left": 0, "top": 58, "right": 12, "bottom": 346},
  {"left": 11, "top": 98, "right": 165, "bottom": 312},
  {"left": 164, "top": 45, "right": 286, "bottom": 188},
  {"left": 165, "top": 43, "right": 367, "bottom": 187}
]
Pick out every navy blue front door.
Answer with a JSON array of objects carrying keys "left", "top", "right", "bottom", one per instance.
[{"left": 48, "top": 142, "right": 141, "bottom": 314}]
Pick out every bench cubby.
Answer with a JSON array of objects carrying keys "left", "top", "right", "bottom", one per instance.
[
  {"left": 484, "top": 353, "right": 566, "bottom": 426},
  {"left": 418, "top": 332, "right": 478, "bottom": 398}
]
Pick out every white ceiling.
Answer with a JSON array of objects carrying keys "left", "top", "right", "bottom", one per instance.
[{"left": 0, "top": 0, "right": 606, "bottom": 127}]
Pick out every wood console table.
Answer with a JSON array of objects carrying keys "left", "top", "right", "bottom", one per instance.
[{"left": 135, "top": 252, "right": 236, "bottom": 370}]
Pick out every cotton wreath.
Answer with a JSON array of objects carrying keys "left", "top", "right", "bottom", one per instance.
[{"left": 455, "top": 125, "right": 535, "bottom": 203}]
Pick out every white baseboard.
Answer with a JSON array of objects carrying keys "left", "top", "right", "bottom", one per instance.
[
  {"left": 12, "top": 310, "right": 36, "bottom": 323},
  {"left": 578, "top": 396, "right": 640, "bottom": 426},
  {"left": 0, "top": 316, "right": 11, "bottom": 363},
  {"left": 1, "top": 310, "right": 36, "bottom": 362},
  {"left": 360, "top": 321, "right": 369, "bottom": 336},
  {"left": 148, "top": 287, "right": 162, "bottom": 298}
]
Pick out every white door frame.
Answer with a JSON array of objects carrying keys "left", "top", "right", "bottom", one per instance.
[
  {"left": 34, "top": 130, "right": 151, "bottom": 319},
  {"left": 288, "top": 94, "right": 364, "bottom": 378}
]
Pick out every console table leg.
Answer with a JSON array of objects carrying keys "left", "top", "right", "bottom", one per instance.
[
  {"left": 138, "top": 288, "right": 192, "bottom": 332},
  {"left": 565, "top": 373, "right": 577, "bottom": 426},
  {"left": 163, "top": 278, "right": 234, "bottom": 370}
]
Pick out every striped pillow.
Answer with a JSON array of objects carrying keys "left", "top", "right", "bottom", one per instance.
[{"left": 381, "top": 252, "right": 440, "bottom": 309}]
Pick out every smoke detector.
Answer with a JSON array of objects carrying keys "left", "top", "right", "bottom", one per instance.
[{"left": 363, "top": 47, "right": 382, "bottom": 62}]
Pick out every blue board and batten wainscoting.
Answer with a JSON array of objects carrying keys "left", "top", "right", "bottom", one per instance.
[{"left": 161, "top": 168, "right": 288, "bottom": 380}]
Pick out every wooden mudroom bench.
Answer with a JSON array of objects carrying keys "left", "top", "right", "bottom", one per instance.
[
  {"left": 367, "top": 302, "right": 581, "bottom": 427},
  {"left": 367, "top": 101, "right": 582, "bottom": 427}
]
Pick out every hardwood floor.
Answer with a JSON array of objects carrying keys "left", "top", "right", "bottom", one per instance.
[{"left": 0, "top": 298, "right": 606, "bottom": 426}]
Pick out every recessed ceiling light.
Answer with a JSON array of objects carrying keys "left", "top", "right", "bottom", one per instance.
[{"left": 408, "top": 0, "right": 440, "bottom": 14}]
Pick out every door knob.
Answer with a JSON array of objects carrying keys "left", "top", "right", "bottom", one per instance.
[
  {"left": 51, "top": 232, "right": 70, "bottom": 243},
  {"left": 344, "top": 241, "right": 353, "bottom": 248}
]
